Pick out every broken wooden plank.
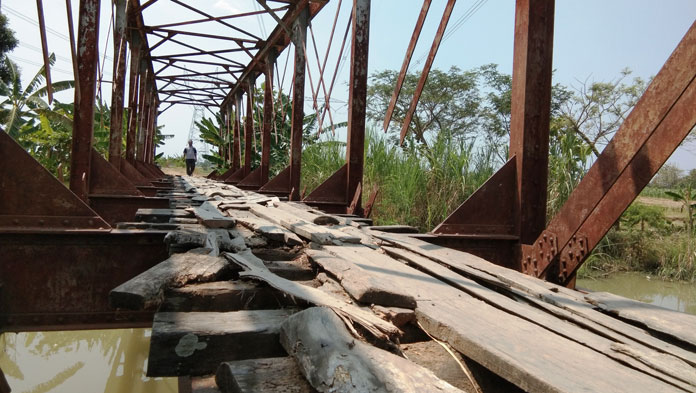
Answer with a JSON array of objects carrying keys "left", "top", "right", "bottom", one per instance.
[
  {"left": 249, "top": 205, "right": 360, "bottom": 245},
  {"left": 147, "top": 310, "right": 293, "bottom": 377},
  {"left": 226, "top": 209, "right": 303, "bottom": 246},
  {"left": 224, "top": 250, "right": 400, "bottom": 340},
  {"left": 165, "top": 228, "right": 246, "bottom": 256},
  {"left": 193, "top": 201, "right": 237, "bottom": 228},
  {"left": 216, "top": 357, "right": 315, "bottom": 393},
  {"left": 383, "top": 245, "right": 696, "bottom": 391},
  {"left": 264, "top": 260, "right": 315, "bottom": 281},
  {"left": 280, "top": 307, "right": 463, "bottom": 393},
  {"left": 374, "top": 233, "right": 696, "bottom": 367},
  {"left": 161, "top": 280, "right": 307, "bottom": 312},
  {"left": 110, "top": 250, "right": 232, "bottom": 310},
  {"left": 585, "top": 291, "right": 696, "bottom": 347},
  {"left": 275, "top": 202, "right": 340, "bottom": 225},
  {"left": 306, "top": 248, "right": 416, "bottom": 309}
]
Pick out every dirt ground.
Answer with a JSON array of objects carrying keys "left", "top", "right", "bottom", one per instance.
[{"left": 636, "top": 196, "right": 682, "bottom": 209}]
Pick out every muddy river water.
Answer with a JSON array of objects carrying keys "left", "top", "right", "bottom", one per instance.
[{"left": 1, "top": 273, "right": 694, "bottom": 391}]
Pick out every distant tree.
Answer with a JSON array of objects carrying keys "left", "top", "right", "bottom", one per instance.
[
  {"left": 559, "top": 69, "right": 647, "bottom": 157},
  {"left": 652, "top": 163, "right": 683, "bottom": 189},
  {"left": 367, "top": 66, "right": 481, "bottom": 153},
  {"left": 0, "top": 13, "right": 18, "bottom": 84}
]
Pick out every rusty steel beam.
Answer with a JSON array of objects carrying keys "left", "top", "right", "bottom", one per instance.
[
  {"left": 233, "top": 93, "right": 243, "bottom": 170},
  {"left": 509, "top": 0, "right": 555, "bottom": 247},
  {"left": 136, "top": 66, "right": 151, "bottom": 162},
  {"left": 221, "top": 0, "right": 328, "bottom": 109},
  {"left": 524, "top": 20, "right": 696, "bottom": 285},
  {"left": 126, "top": 32, "right": 141, "bottom": 163},
  {"left": 169, "top": 0, "right": 263, "bottom": 41},
  {"left": 65, "top": 0, "right": 80, "bottom": 95},
  {"left": 69, "top": 0, "right": 101, "bottom": 201},
  {"left": 36, "top": 0, "right": 53, "bottom": 104},
  {"left": 345, "top": 0, "right": 370, "bottom": 214},
  {"left": 109, "top": 0, "right": 129, "bottom": 167},
  {"left": 289, "top": 7, "right": 309, "bottom": 201},
  {"left": 145, "top": 27, "right": 259, "bottom": 45},
  {"left": 261, "top": 50, "right": 277, "bottom": 184},
  {"left": 383, "top": 0, "right": 431, "bottom": 132},
  {"left": 151, "top": 48, "right": 248, "bottom": 60},
  {"left": 399, "top": 0, "right": 455, "bottom": 145},
  {"left": 244, "top": 80, "right": 255, "bottom": 177},
  {"left": 150, "top": 6, "right": 290, "bottom": 30}
]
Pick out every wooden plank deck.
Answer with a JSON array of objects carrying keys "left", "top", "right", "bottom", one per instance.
[{"left": 109, "top": 175, "right": 696, "bottom": 393}]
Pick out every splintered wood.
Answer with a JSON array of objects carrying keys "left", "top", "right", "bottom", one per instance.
[{"left": 110, "top": 176, "right": 696, "bottom": 393}]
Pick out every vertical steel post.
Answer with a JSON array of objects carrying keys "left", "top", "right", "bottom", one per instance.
[
  {"left": 69, "top": 0, "right": 100, "bottom": 200},
  {"left": 219, "top": 110, "right": 226, "bottom": 166},
  {"left": 225, "top": 104, "right": 232, "bottom": 166},
  {"left": 148, "top": 96, "right": 157, "bottom": 163},
  {"left": 509, "top": 0, "right": 555, "bottom": 245},
  {"left": 108, "top": 0, "right": 128, "bottom": 167},
  {"left": 345, "top": 0, "right": 370, "bottom": 213},
  {"left": 244, "top": 80, "right": 254, "bottom": 177},
  {"left": 125, "top": 32, "right": 140, "bottom": 163},
  {"left": 233, "top": 93, "right": 242, "bottom": 170},
  {"left": 136, "top": 65, "right": 150, "bottom": 162},
  {"left": 36, "top": 0, "right": 53, "bottom": 104},
  {"left": 289, "top": 8, "right": 309, "bottom": 200},
  {"left": 262, "top": 50, "right": 277, "bottom": 184}
]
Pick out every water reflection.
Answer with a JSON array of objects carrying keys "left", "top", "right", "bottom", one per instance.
[
  {"left": 578, "top": 272, "right": 696, "bottom": 315},
  {"left": 0, "top": 329, "right": 177, "bottom": 393}
]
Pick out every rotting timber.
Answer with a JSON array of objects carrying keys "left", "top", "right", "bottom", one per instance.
[{"left": 1, "top": 0, "right": 696, "bottom": 392}]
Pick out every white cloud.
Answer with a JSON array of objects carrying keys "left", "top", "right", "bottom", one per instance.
[{"left": 214, "top": 0, "right": 242, "bottom": 14}]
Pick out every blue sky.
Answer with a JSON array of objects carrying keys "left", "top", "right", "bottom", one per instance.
[{"left": 3, "top": 0, "right": 696, "bottom": 169}]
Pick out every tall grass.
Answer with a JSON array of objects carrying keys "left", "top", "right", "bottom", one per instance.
[{"left": 302, "top": 127, "right": 498, "bottom": 232}]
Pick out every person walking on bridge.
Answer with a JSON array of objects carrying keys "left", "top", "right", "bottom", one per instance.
[{"left": 184, "top": 140, "right": 197, "bottom": 176}]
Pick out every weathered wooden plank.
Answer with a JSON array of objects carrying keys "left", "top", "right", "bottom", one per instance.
[
  {"left": 135, "top": 208, "right": 193, "bottom": 223},
  {"left": 165, "top": 228, "right": 247, "bottom": 256},
  {"left": 306, "top": 248, "right": 416, "bottom": 309},
  {"left": 275, "top": 202, "right": 340, "bottom": 225},
  {"left": 383, "top": 246, "right": 696, "bottom": 391},
  {"left": 585, "top": 291, "right": 696, "bottom": 347},
  {"left": 216, "top": 357, "right": 315, "bottom": 393},
  {"left": 249, "top": 205, "right": 360, "bottom": 244},
  {"left": 374, "top": 232, "right": 696, "bottom": 366},
  {"left": 401, "top": 340, "right": 479, "bottom": 393},
  {"left": 280, "top": 307, "right": 463, "bottom": 393},
  {"left": 225, "top": 250, "right": 400, "bottom": 340},
  {"left": 110, "top": 251, "right": 232, "bottom": 310},
  {"left": 147, "top": 310, "right": 293, "bottom": 377},
  {"left": 161, "top": 280, "right": 308, "bottom": 312},
  {"left": 226, "top": 209, "right": 303, "bottom": 246},
  {"left": 194, "top": 201, "right": 237, "bottom": 228},
  {"left": 264, "top": 259, "right": 315, "bottom": 281}
]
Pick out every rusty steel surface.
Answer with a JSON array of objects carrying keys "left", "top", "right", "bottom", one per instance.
[
  {"left": 108, "top": 0, "right": 128, "bottom": 167},
  {"left": 89, "top": 195, "right": 169, "bottom": 225},
  {"left": 35, "top": 0, "right": 53, "bottom": 104},
  {"left": 233, "top": 93, "right": 242, "bottom": 171},
  {"left": 508, "top": 0, "right": 555, "bottom": 246},
  {"left": 383, "top": 0, "right": 431, "bottom": 132},
  {"left": 0, "top": 230, "right": 167, "bottom": 332},
  {"left": 258, "top": 165, "right": 292, "bottom": 197},
  {"left": 289, "top": 8, "right": 309, "bottom": 201},
  {"left": 399, "top": 0, "right": 455, "bottom": 145},
  {"left": 136, "top": 66, "right": 150, "bottom": 162},
  {"left": 0, "top": 128, "right": 109, "bottom": 232},
  {"left": 433, "top": 158, "right": 519, "bottom": 238},
  {"left": 412, "top": 234, "right": 519, "bottom": 271},
  {"left": 125, "top": 32, "right": 141, "bottom": 163},
  {"left": 69, "top": 0, "right": 101, "bottom": 201},
  {"left": 525, "top": 20, "right": 696, "bottom": 285},
  {"left": 244, "top": 82, "right": 254, "bottom": 177},
  {"left": 89, "top": 149, "right": 143, "bottom": 197},
  {"left": 261, "top": 51, "right": 276, "bottom": 184},
  {"left": 344, "top": 0, "right": 370, "bottom": 216},
  {"left": 65, "top": 0, "right": 79, "bottom": 95}
]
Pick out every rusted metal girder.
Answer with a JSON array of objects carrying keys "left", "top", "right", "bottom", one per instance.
[
  {"left": 0, "top": 229, "right": 167, "bottom": 332},
  {"left": 288, "top": 8, "right": 309, "bottom": 201},
  {"left": 109, "top": 0, "right": 128, "bottom": 167},
  {"left": 261, "top": 50, "right": 276, "bottom": 184},
  {"left": 69, "top": 0, "right": 101, "bottom": 201},
  {"left": 233, "top": 92, "right": 243, "bottom": 170},
  {"left": 125, "top": 32, "right": 141, "bottom": 163},
  {"left": 65, "top": 0, "right": 80, "bottom": 95},
  {"left": 383, "top": 0, "right": 431, "bottom": 132},
  {"left": 136, "top": 64, "right": 150, "bottom": 162},
  {"left": 36, "top": 0, "right": 53, "bottom": 104},
  {"left": 399, "top": 0, "right": 456, "bottom": 145},
  {"left": 524, "top": 20, "right": 696, "bottom": 285},
  {"left": 244, "top": 80, "right": 255, "bottom": 177},
  {"left": 509, "top": 0, "right": 555, "bottom": 246},
  {"left": 303, "top": 0, "right": 370, "bottom": 215}
]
